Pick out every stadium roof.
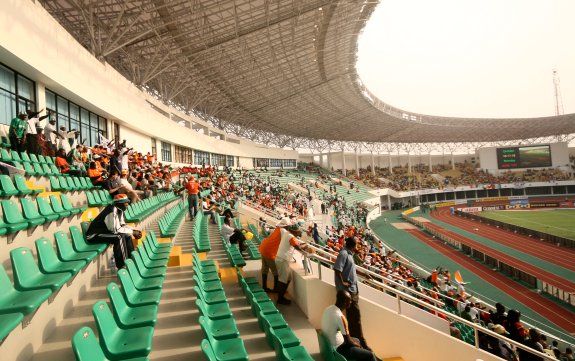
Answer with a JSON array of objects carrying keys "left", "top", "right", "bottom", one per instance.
[{"left": 39, "top": 0, "right": 575, "bottom": 145}]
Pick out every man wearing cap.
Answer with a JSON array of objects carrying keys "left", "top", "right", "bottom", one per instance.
[
  {"left": 176, "top": 176, "right": 202, "bottom": 219},
  {"left": 258, "top": 218, "right": 291, "bottom": 293},
  {"left": 85, "top": 194, "right": 142, "bottom": 269},
  {"left": 275, "top": 223, "right": 307, "bottom": 305},
  {"left": 9, "top": 112, "right": 28, "bottom": 152},
  {"left": 334, "top": 237, "right": 371, "bottom": 350},
  {"left": 43, "top": 116, "right": 61, "bottom": 156}
]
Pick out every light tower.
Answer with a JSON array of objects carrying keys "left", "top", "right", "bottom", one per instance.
[{"left": 553, "top": 69, "right": 564, "bottom": 116}]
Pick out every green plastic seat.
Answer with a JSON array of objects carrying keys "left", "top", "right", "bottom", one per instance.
[
  {"left": 20, "top": 152, "right": 32, "bottom": 163},
  {"left": 20, "top": 198, "right": 48, "bottom": 225},
  {"left": 57, "top": 176, "right": 71, "bottom": 191},
  {"left": 37, "top": 196, "right": 63, "bottom": 221},
  {"left": 0, "top": 265, "right": 51, "bottom": 315},
  {"left": 0, "top": 175, "right": 20, "bottom": 196},
  {"left": 32, "top": 162, "right": 47, "bottom": 176},
  {"left": 49, "top": 195, "right": 72, "bottom": 217},
  {"left": 147, "top": 230, "right": 171, "bottom": 249},
  {"left": 199, "top": 315, "right": 239, "bottom": 340},
  {"left": 37, "top": 154, "right": 48, "bottom": 164},
  {"left": 193, "top": 286, "right": 227, "bottom": 305},
  {"left": 49, "top": 176, "right": 63, "bottom": 191},
  {"left": 203, "top": 333, "right": 249, "bottom": 361},
  {"left": 10, "top": 247, "right": 71, "bottom": 292},
  {"left": 14, "top": 174, "right": 39, "bottom": 194},
  {"left": 78, "top": 177, "right": 89, "bottom": 190},
  {"left": 125, "top": 260, "right": 163, "bottom": 290},
  {"left": 69, "top": 225, "right": 107, "bottom": 253},
  {"left": 106, "top": 283, "right": 157, "bottom": 329},
  {"left": 195, "top": 298, "right": 232, "bottom": 320},
  {"left": 192, "top": 265, "right": 220, "bottom": 282},
  {"left": 142, "top": 238, "right": 170, "bottom": 256},
  {"left": 91, "top": 301, "right": 154, "bottom": 360},
  {"left": 140, "top": 241, "right": 169, "bottom": 261},
  {"left": 266, "top": 326, "right": 300, "bottom": 350},
  {"left": 0, "top": 148, "right": 12, "bottom": 162},
  {"left": 10, "top": 150, "right": 21, "bottom": 162},
  {"left": 193, "top": 275, "right": 224, "bottom": 293},
  {"left": 118, "top": 269, "right": 161, "bottom": 307},
  {"left": 0, "top": 313, "right": 23, "bottom": 341},
  {"left": 317, "top": 329, "right": 337, "bottom": 361},
  {"left": 36, "top": 238, "right": 86, "bottom": 275},
  {"left": 55, "top": 231, "right": 98, "bottom": 263},
  {"left": 259, "top": 310, "right": 288, "bottom": 334},
  {"left": 73, "top": 177, "right": 83, "bottom": 190},
  {"left": 86, "top": 191, "right": 102, "bottom": 207},
  {"left": 42, "top": 163, "right": 55, "bottom": 176},
  {"left": 251, "top": 299, "right": 278, "bottom": 318},
  {"left": 0, "top": 136, "right": 10, "bottom": 148},
  {"left": 29, "top": 153, "right": 40, "bottom": 164},
  {"left": 132, "top": 251, "right": 166, "bottom": 278},
  {"left": 22, "top": 161, "right": 38, "bottom": 176},
  {"left": 60, "top": 194, "right": 82, "bottom": 215},
  {"left": 135, "top": 245, "right": 166, "bottom": 268},
  {"left": 269, "top": 327, "right": 314, "bottom": 361},
  {"left": 2, "top": 199, "right": 37, "bottom": 230}
]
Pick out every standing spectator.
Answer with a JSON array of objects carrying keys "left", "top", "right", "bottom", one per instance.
[
  {"left": 258, "top": 219, "right": 290, "bottom": 293},
  {"left": 25, "top": 108, "right": 48, "bottom": 154},
  {"left": 274, "top": 224, "right": 307, "bottom": 305},
  {"left": 176, "top": 176, "right": 202, "bottom": 219},
  {"left": 518, "top": 328, "right": 545, "bottom": 361},
  {"left": 334, "top": 237, "right": 370, "bottom": 350},
  {"left": 9, "top": 112, "right": 28, "bottom": 152},
  {"left": 85, "top": 194, "right": 142, "bottom": 269},
  {"left": 43, "top": 116, "right": 61, "bottom": 156},
  {"left": 321, "top": 290, "right": 377, "bottom": 361}
]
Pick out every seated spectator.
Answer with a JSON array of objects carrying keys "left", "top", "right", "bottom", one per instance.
[
  {"left": 518, "top": 328, "right": 545, "bottom": 361},
  {"left": 55, "top": 148, "right": 85, "bottom": 176},
  {"left": 87, "top": 161, "right": 106, "bottom": 187},
  {"left": 220, "top": 216, "right": 247, "bottom": 252},
  {"left": 321, "top": 290, "right": 377, "bottom": 361}
]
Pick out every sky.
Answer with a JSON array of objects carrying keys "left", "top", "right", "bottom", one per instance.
[{"left": 356, "top": 0, "right": 575, "bottom": 119}]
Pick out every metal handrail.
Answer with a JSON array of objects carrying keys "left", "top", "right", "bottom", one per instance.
[{"left": 302, "top": 252, "right": 557, "bottom": 361}]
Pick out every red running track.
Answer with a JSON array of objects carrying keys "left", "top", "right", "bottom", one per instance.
[
  {"left": 405, "top": 228, "right": 575, "bottom": 333},
  {"left": 421, "top": 222, "right": 575, "bottom": 292},
  {"left": 432, "top": 208, "right": 575, "bottom": 272}
]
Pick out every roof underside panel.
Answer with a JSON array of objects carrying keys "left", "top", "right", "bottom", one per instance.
[{"left": 39, "top": 0, "right": 575, "bottom": 143}]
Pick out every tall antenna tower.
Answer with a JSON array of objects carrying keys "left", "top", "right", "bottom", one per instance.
[{"left": 553, "top": 69, "right": 564, "bottom": 116}]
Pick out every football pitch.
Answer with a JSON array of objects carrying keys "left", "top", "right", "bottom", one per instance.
[{"left": 480, "top": 209, "right": 575, "bottom": 240}]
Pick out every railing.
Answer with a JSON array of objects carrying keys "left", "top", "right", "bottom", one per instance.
[{"left": 302, "top": 251, "right": 557, "bottom": 361}]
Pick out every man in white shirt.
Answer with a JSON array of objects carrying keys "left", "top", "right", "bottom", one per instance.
[
  {"left": 321, "top": 291, "right": 377, "bottom": 361},
  {"left": 274, "top": 224, "right": 306, "bottom": 305}
]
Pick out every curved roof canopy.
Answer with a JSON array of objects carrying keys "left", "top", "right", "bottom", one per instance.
[{"left": 39, "top": 0, "right": 575, "bottom": 143}]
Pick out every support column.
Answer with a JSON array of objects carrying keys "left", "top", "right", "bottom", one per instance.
[
  {"left": 451, "top": 153, "right": 455, "bottom": 170},
  {"left": 388, "top": 153, "right": 393, "bottom": 174},
  {"left": 371, "top": 152, "right": 376, "bottom": 176},
  {"left": 327, "top": 153, "right": 332, "bottom": 170},
  {"left": 408, "top": 154, "right": 412, "bottom": 174},
  {"left": 355, "top": 149, "right": 360, "bottom": 177},
  {"left": 342, "top": 149, "right": 347, "bottom": 177},
  {"left": 319, "top": 152, "right": 323, "bottom": 168},
  {"left": 429, "top": 153, "right": 433, "bottom": 172}
]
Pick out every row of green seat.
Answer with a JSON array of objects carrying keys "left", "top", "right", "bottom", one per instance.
[
  {"left": 158, "top": 200, "right": 187, "bottom": 237},
  {"left": 0, "top": 148, "right": 57, "bottom": 166},
  {"left": 124, "top": 192, "right": 179, "bottom": 223},
  {"left": 192, "top": 252, "right": 249, "bottom": 361},
  {"left": 86, "top": 190, "right": 113, "bottom": 207},
  {"left": 232, "top": 218, "right": 261, "bottom": 260},
  {"left": 237, "top": 270, "right": 313, "bottom": 361},
  {"left": 71, "top": 230, "right": 172, "bottom": 360},
  {"left": 0, "top": 174, "right": 42, "bottom": 197},
  {"left": 50, "top": 176, "right": 96, "bottom": 192},
  {"left": 247, "top": 223, "right": 263, "bottom": 245},
  {"left": 0, "top": 224, "right": 106, "bottom": 342},
  {"left": 193, "top": 211, "right": 211, "bottom": 252},
  {"left": 0, "top": 194, "right": 86, "bottom": 235}
]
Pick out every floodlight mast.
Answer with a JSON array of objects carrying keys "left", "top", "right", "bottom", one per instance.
[{"left": 553, "top": 69, "right": 564, "bottom": 116}]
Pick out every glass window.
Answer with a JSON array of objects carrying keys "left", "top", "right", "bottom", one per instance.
[
  {"left": 151, "top": 138, "right": 157, "bottom": 156},
  {"left": 226, "top": 155, "right": 234, "bottom": 167},
  {"left": 174, "top": 145, "right": 193, "bottom": 164},
  {"left": 0, "top": 63, "right": 35, "bottom": 125},
  {"left": 161, "top": 141, "right": 172, "bottom": 162},
  {"left": 194, "top": 150, "right": 210, "bottom": 166},
  {"left": 46, "top": 90, "right": 56, "bottom": 110}
]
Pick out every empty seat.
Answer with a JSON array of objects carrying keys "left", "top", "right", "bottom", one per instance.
[
  {"left": 14, "top": 174, "right": 40, "bottom": 194},
  {"left": 35, "top": 238, "right": 86, "bottom": 275},
  {"left": 125, "top": 259, "right": 163, "bottom": 291},
  {"left": 91, "top": 301, "right": 154, "bottom": 360},
  {"left": 195, "top": 298, "right": 232, "bottom": 321},
  {"left": 0, "top": 265, "right": 51, "bottom": 315},
  {"left": 60, "top": 194, "right": 82, "bottom": 215},
  {"left": 201, "top": 332, "right": 249, "bottom": 361},
  {"left": 106, "top": 282, "right": 157, "bottom": 329},
  {"left": 2, "top": 199, "right": 37, "bottom": 229},
  {"left": 118, "top": 269, "right": 161, "bottom": 307},
  {"left": 199, "top": 315, "right": 239, "bottom": 340},
  {"left": 55, "top": 231, "right": 98, "bottom": 263},
  {"left": 49, "top": 195, "right": 72, "bottom": 217},
  {"left": 0, "top": 175, "right": 20, "bottom": 196},
  {"left": 10, "top": 247, "right": 71, "bottom": 292},
  {"left": 20, "top": 198, "right": 48, "bottom": 225},
  {"left": 37, "top": 196, "right": 63, "bottom": 221},
  {"left": 0, "top": 312, "right": 23, "bottom": 341}
]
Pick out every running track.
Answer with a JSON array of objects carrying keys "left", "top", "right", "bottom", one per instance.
[
  {"left": 405, "top": 228, "right": 575, "bottom": 333},
  {"left": 419, "top": 222, "right": 575, "bottom": 292},
  {"left": 432, "top": 208, "right": 575, "bottom": 272}
]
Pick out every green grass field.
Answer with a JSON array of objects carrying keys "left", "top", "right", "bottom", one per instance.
[{"left": 481, "top": 209, "right": 575, "bottom": 240}]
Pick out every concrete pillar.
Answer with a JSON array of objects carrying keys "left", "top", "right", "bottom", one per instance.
[
  {"left": 342, "top": 149, "right": 346, "bottom": 177},
  {"left": 319, "top": 152, "right": 323, "bottom": 168},
  {"left": 451, "top": 153, "right": 455, "bottom": 170},
  {"left": 355, "top": 149, "right": 360, "bottom": 177},
  {"left": 408, "top": 154, "right": 412, "bottom": 174},
  {"left": 371, "top": 152, "right": 375, "bottom": 176},
  {"left": 388, "top": 153, "right": 393, "bottom": 174},
  {"left": 428, "top": 153, "right": 433, "bottom": 172},
  {"left": 327, "top": 152, "right": 332, "bottom": 170}
]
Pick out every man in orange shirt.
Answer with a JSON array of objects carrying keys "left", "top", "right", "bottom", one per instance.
[
  {"left": 258, "top": 218, "right": 291, "bottom": 293},
  {"left": 176, "top": 176, "right": 202, "bottom": 219}
]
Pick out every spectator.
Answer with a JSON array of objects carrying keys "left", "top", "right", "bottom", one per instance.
[
  {"left": 518, "top": 328, "right": 545, "bottom": 361},
  {"left": 334, "top": 237, "right": 370, "bottom": 350},
  {"left": 85, "top": 194, "right": 142, "bottom": 269},
  {"left": 55, "top": 148, "right": 85, "bottom": 177},
  {"left": 175, "top": 176, "right": 201, "bottom": 220},
  {"left": 321, "top": 290, "right": 377, "bottom": 361},
  {"left": 258, "top": 219, "right": 290, "bottom": 293},
  {"left": 9, "top": 112, "right": 28, "bottom": 152},
  {"left": 275, "top": 224, "right": 307, "bottom": 305},
  {"left": 221, "top": 216, "right": 246, "bottom": 252}
]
